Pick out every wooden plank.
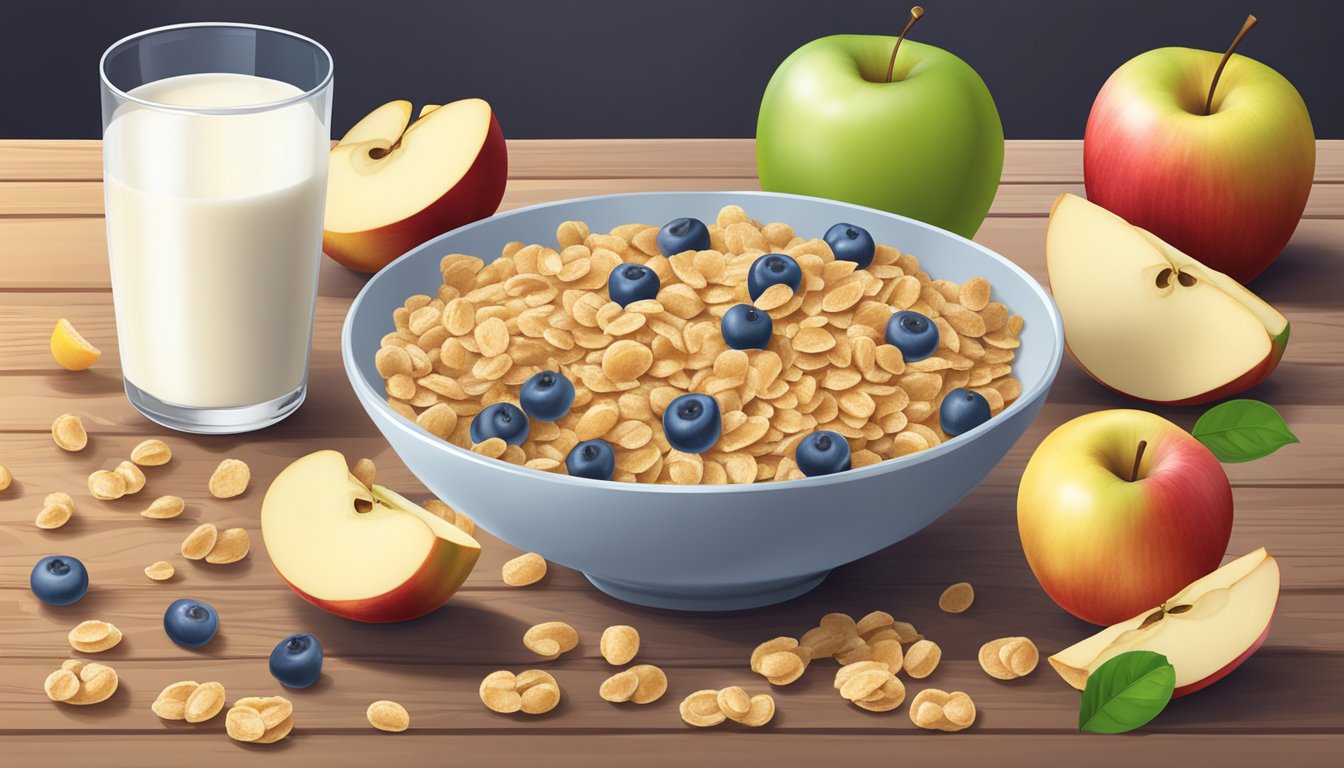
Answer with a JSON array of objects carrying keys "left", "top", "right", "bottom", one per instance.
[
  {"left": 6, "top": 293, "right": 1342, "bottom": 372},
  {"left": 2, "top": 468, "right": 1339, "bottom": 594},
  {"left": 4, "top": 138, "right": 1344, "bottom": 183},
  {"left": 1, "top": 473, "right": 1336, "bottom": 589},
  {"left": 7, "top": 177, "right": 1344, "bottom": 219},
  {"left": 3, "top": 210, "right": 1341, "bottom": 323},
  {"left": 0, "top": 576, "right": 1336, "bottom": 664},
  {"left": 2, "top": 734, "right": 1339, "bottom": 768},
  {"left": 0, "top": 652, "right": 1338, "bottom": 734}
]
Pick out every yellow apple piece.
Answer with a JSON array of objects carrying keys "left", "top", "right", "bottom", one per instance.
[
  {"left": 323, "top": 98, "right": 508, "bottom": 273},
  {"left": 261, "top": 450, "right": 480, "bottom": 623},
  {"left": 50, "top": 318, "right": 102, "bottom": 371},
  {"left": 1048, "top": 548, "right": 1279, "bottom": 697},
  {"left": 1046, "top": 193, "right": 1288, "bottom": 404}
]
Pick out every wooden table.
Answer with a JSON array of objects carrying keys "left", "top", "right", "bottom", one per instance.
[{"left": 1, "top": 140, "right": 1340, "bottom": 766}]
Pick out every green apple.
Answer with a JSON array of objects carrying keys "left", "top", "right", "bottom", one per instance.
[{"left": 756, "top": 9, "right": 1003, "bottom": 239}]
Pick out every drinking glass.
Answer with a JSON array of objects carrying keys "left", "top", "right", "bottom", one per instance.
[{"left": 100, "top": 23, "right": 333, "bottom": 433}]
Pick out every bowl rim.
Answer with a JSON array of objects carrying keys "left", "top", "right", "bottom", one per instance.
[{"left": 341, "top": 190, "right": 1063, "bottom": 495}]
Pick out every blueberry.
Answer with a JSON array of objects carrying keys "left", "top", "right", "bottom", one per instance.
[
  {"left": 662, "top": 393, "right": 722, "bottom": 454},
  {"left": 720, "top": 304, "right": 774, "bottom": 350},
  {"left": 940, "top": 388, "right": 992, "bottom": 437},
  {"left": 566, "top": 439, "right": 616, "bottom": 481},
  {"left": 607, "top": 263, "right": 661, "bottom": 307},
  {"left": 469, "top": 402, "right": 530, "bottom": 445},
  {"left": 748, "top": 253, "right": 803, "bottom": 301},
  {"left": 164, "top": 598, "right": 219, "bottom": 648},
  {"left": 885, "top": 310, "right": 940, "bottom": 362},
  {"left": 655, "top": 217, "right": 711, "bottom": 257},
  {"left": 824, "top": 223, "right": 876, "bottom": 268},
  {"left": 30, "top": 555, "right": 88, "bottom": 606},
  {"left": 519, "top": 370, "right": 575, "bottom": 422},
  {"left": 270, "top": 633, "right": 323, "bottom": 688},
  {"left": 795, "top": 431, "right": 852, "bottom": 476}
]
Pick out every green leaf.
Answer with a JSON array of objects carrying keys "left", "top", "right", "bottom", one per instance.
[
  {"left": 1192, "top": 399, "right": 1299, "bottom": 463},
  {"left": 1078, "top": 651, "right": 1175, "bottom": 734}
]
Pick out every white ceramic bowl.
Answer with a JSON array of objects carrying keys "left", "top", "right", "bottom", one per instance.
[{"left": 342, "top": 191, "right": 1063, "bottom": 611}]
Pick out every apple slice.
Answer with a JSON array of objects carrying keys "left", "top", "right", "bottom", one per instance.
[
  {"left": 261, "top": 450, "right": 480, "bottom": 623},
  {"left": 1049, "top": 548, "right": 1279, "bottom": 697},
  {"left": 1046, "top": 193, "right": 1289, "bottom": 405},
  {"left": 323, "top": 98, "right": 508, "bottom": 273}
]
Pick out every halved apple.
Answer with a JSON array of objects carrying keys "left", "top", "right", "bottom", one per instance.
[
  {"left": 261, "top": 450, "right": 480, "bottom": 623},
  {"left": 1049, "top": 548, "right": 1279, "bottom": 697},
  {"left": 1046, "top": 194, "right": 1289, "bottom": 405},
  {"left": 323, "top": 98, "right": 508, "bottom": 273}
]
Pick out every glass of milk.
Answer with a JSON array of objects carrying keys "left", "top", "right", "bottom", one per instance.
[{"left": 100, "top": 23, "right": 333, "bottom": 433}]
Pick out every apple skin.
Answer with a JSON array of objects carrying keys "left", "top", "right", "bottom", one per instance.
[
  {"left": 757, "top": 35, "right": 1003, "bottom": 239},
  {"left": 1067, "top": 322, "right": 1289, "bottom": 407},
  {"left": 277, "top": 535, "right": 478, "bottom": 624},
  {"left": 323, "top": 113, "right": 507, "bottom": 273},
  {"left": 1084, "top": 48, "right": 1315, "bottom": 284},
  {"left": 1173, "top": 612, "right": 1273, "bottom": 698},
  {"left": 1017, "top": 409, "right": 1234, "bottom": 626}
]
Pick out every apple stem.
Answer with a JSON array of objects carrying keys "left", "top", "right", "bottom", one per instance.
[
  {"left": 885, "top": 6, "right": 926, "bottom": 83},
  {"left": 1204, "top": 14, "right": 1258, "bottom": 115},
  {"left": 1130, "top": 440, "right": 1148, "bottom": 482}
]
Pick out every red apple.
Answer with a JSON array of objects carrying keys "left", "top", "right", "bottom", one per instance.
[
  {"left": 261, "top": 450, "right": 480, "bottom": 623},
  {"left": 1017, "top": 409, "right": 1234, "bottom": 626},
  {"left": 1083, "top": 16, "right": 1315, "bottom": 284},
  {"left": 1050, "top": 548, "right": 1279, "bottom": 697},
  {"left": 323, "top": 98, "right": 508, "bottom": 273}
]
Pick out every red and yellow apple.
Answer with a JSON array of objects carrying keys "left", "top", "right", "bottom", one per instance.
[
  {"left": 323, "top": 98, "right": 508, "bottom": 273},
  {"left": 261, "top": 450, "right": 480, "bottom": 623},
  {"left": 1050, "top": 548, "right": 1279, "bottom": 697},
  {"left": 1047, "top": 193, "right": 1289, "bottom": 405},
  {"left": 1017, "top": 409, "right": 1233, "bottom": 626},
  {"left": 1083, "top": 16, "right": 1315, "bottom": 283}
]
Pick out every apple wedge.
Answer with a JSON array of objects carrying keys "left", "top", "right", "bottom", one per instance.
[
  {"left": 1046, "top": 194, "right": 1289, "bottom": 405},
  {"left": 323, "top": 98, "right": 507, "bottom": 273},
  {"left": 1049, "top": 548, "right": 1279, "bottom": 697},
  {"left": 261, "top": 450, "right": 480, "bottom": 623}
]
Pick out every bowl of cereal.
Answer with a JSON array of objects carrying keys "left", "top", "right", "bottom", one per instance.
[{"left": 342, "top": 192, "right": 1063, "bottom": 611}]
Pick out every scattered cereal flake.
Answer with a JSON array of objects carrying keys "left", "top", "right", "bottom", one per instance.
[
  {"left": 141, "top": 495, "right": 184, "bottom": 519},
  {"left": 208, "top": 458, "right": 250, "bottom": 498},
  {"left": 599, "top": 625, "right": 640, "bottom": 666},
  {"left": 68, "top": 619, "right": 122, "bottom": 653},
  {"left": 205, "top": 527, "right": 250, "bottom": 564},
  {"left": 181, "top": 523, "right": 219, "bottom": 560},
  {"left": 938, "top": 581, "right": 975, "bottom": 613},
  {"left": 44, "top": 668, "right": 80, "bottom": 701},
  {"left": 130, "top": 438, "right": 172, "bottom": 466},
  {"left": 51, "top": 413, "right": 88, "bottom": 452},
  {"left": 367, "top": 700, "right": 411, "bottom": 732},
  {"left": 87, "top": 469, "right": 126, "bottom": 500},
  {"left": 502, "top": 552, "right": 547, "bottom": 587},
  {"left": 145, "top": 561, "right": 175, "bottom": 581},
  {"left": 184, "top": 681, "right": 226, "bottom": 722},
  {"left": 35, "top": 502, "right": 73, "bottom": 529}
]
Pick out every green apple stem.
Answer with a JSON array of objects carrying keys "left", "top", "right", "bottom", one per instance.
[
  {"left": 1204, "top": 14, "right": 1258, "bottom": 115},
  {"left": 885, "top": 6, "right": 926, "bottom": 83},
  {"left": 1130, "top": 440, "right": 1148, "bottom": 482}
]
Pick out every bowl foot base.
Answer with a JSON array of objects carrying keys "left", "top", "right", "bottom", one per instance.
[{"left": 583, "top": 570, "right": 830, "bottom": 612}]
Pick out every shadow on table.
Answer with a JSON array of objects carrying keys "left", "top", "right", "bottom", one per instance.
[{"left": 1250, "top": 234, "right": 1344, "bottom": 309}]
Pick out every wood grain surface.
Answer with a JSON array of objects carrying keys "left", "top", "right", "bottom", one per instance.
[{"left": 1, "top": 139, "right": 1340, "bottom": 767}]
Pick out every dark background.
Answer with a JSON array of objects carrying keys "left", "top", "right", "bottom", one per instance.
[{"left": 3, "top": 0, "right": 1339, "bottom": 139}]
